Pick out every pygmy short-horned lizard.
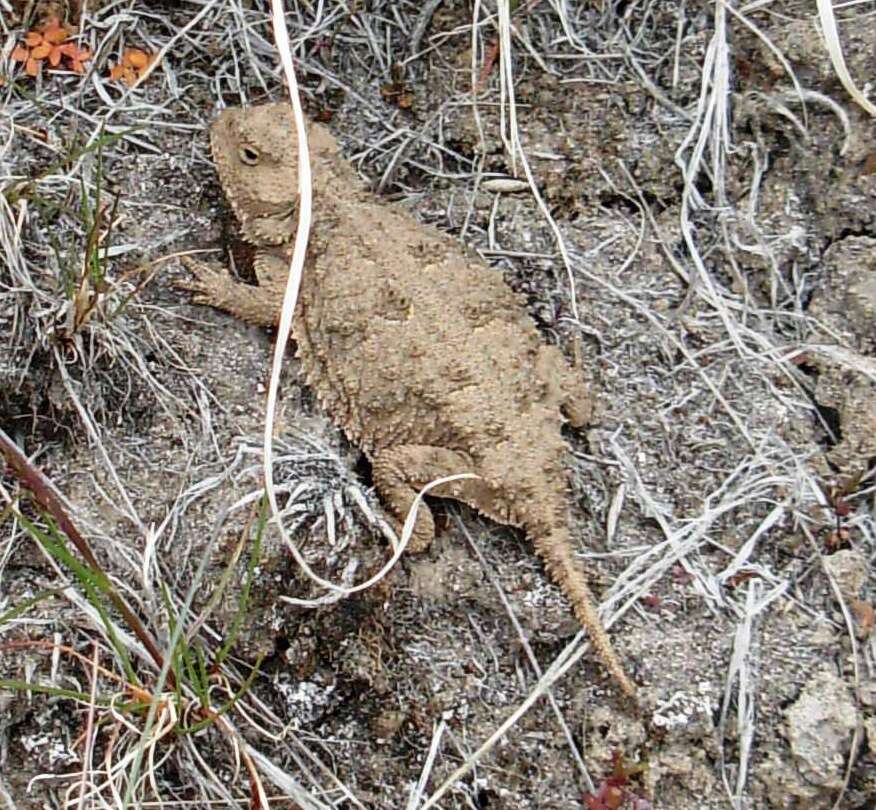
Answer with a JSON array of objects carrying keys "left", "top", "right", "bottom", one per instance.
[{"left": 179, "top": 103, "right": 637, "bottom": 700}]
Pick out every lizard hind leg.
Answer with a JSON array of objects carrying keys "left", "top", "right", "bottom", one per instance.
[{"left": 371, "top": 445, "right": 487, "bottom": 553}]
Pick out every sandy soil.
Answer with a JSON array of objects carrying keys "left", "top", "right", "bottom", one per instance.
[{"left": 1, "top": 1, "right": 875, "bottom": 808}]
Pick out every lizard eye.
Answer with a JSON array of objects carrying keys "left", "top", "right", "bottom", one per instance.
[{"left": 238, "top": 145, "right": 260, "bottom": 165}]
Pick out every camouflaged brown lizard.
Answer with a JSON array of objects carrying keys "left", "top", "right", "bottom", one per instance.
[{"left": 178, "top": 103, "right": 637, "bottom": 700}]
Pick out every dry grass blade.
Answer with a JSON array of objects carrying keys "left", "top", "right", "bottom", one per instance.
[
  {"left": 718, "top": 580, "right": 787, "bottom": 807},
  {"left": 454, "top": 512, "right": 597, "bottom": 794},
  {"left": 257, "top": 5, "right": 484, "bottom": 601},
  {"left": 419, "top": 632, "right": 593, "bottom": 809},
  {"left": 816, "top": 0, "right": 876, "bottom": 116},
  {"left": 278, "top": 473, "right": 479, "bottom": 606}
]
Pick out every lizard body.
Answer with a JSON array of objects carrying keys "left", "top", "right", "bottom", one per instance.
[{"left": 179, "top": 103, "right": 636, "bottom": 700}]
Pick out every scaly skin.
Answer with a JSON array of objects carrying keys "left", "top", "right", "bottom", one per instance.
[{"left": 178, "top": 103, "right": 637, "bottom": 701}]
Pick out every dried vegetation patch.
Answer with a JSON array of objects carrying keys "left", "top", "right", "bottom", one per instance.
[{"left": 1, "top": 1, "right": 875, "bottom": 808}]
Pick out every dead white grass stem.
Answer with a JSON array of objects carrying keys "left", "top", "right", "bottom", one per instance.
[
  {"left": 121, "top": 497, "right": 259, "bottom": 806},
  {"left": 74, "top": 643, "right": 100, "bottom": 810},
  {"left": 278, "top": 473, "right": 478, "bottom": 605},
  {"left": 666, "top": 2, "right": 814, "bottom": 447},
  {"left": 469, "top": 0, "right": 487, "bottom": 154},
  {"left": 563, "top": 175, "right": 755, "bottom": 445},
  {"left": 718, "top": 579, "right": 785, "bottom": 809},
  {"left": 675, "top": 0, "right": 732, "bottom": 243},
  {"left": 454, "top": 513, "right": 596, "bottom": 794},
  {"left": 625, "top": 45, "right": 692, "bottom": 121},
  {"left": 419, "top": 632, "right": 592, "bottom": 810},
  {"left": 230, "top": 691, "right": 366, "bottom": 809},
  {"left": 409, "top": 0, "right": 446, "bottom": 57},
  {"left": 816, "top": 0, "right": 876, "bottom": 117},
  {"left": 771, "top": 88, "right": 851, "bottom": 155},
  {"left": 547, "top": 0, "right": 602, "bottom": 57},
  {"left": 405, "top": 720, "right": 448, "bottom": 810},
  {"left": 800, "top": 523, "right": 864, "bottom": 810},
  {"left": 0, "top": 778, "right": 17, "bottom": 810},
  {"left": 730, "top": 3, "right": 808, "bottom": 129},
  {"left": 52, "top": 351, "right": 145, "bottom": 533},
  {"left": 181, "top": 730, "right": 245, "bottom": 807},
  {"left": 494, "top": 0, "right": 581, "bottom": 324},
  {"left": 800, "top": 343, "right": 876, "bottom": 386},
  {"left": 264, "top": 0, "right": 322, "bottom": 588},
  {"left": 605, "top": 437, "right": 792, "bottom": 623},
  {"left": 673, "top": 0, "right": 686, "bottom": 89},
  {"left": 497, "top": 0, "right": 521, "bottom": 172},
  {"left": 53, "top": 695, "right": 177, "bottom": 807},
  {"left": 243, "top": 745, "right": 334, "bottom": 810},
  {"left": 268, "top": 0, "right": 480, "bottom": 604}
]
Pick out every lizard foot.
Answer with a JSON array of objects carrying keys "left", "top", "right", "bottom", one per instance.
[
  {"left": 177, "top": 254, "right": 284, "bottom": 327},
  {"left": 176, "top": 256, "right": 233, "bottom": 309}
]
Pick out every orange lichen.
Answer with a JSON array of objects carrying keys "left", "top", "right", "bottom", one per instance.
[
  {"left": 10, "top": 17, "right": 91, "bottom": 77},
  {"left": 109, "top": 48, "right": 156, "bottom": 86}
]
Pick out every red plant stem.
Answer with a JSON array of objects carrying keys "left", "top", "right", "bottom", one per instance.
[{"left": 0, "top": 427, "right": 171, "bottom": 685}]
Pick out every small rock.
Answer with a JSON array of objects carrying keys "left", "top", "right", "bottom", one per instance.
[
  {"left": 481, "top": 177, "right": 529, "bottom": 194},
  {"left": 865, "top": 717, "right": 876, "bottom": 758},
  {"left": 371, "top": 708, "right": 407, "bottom": 741},
  {"left": 785, "top": 670, "right": 858, "bottom": 789},
  {"left": 651, "top": 684, "right": 715, "bottom": 745},
  {"left": 822, "top": 549, "right": 867, "bottom": 601}
]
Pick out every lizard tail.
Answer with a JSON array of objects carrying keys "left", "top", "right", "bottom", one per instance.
[{"left": 535, "top": 531, "right": 638, "bottom": 702}]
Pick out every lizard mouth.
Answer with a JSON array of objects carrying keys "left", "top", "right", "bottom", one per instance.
[{"left": 245, "top": 205, "right": 297, "bottom": 246}]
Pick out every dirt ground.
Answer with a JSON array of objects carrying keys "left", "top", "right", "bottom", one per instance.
[{"left": 1, "top": 1, "right": 875, "bottom": 808}]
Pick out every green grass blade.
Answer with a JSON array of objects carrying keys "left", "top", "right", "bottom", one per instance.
[
  {"left": 0, "top": 589, "right": 64, "bottom": 626},
  {"left": 180, "top": 654, "right": 265, "bottom": 735},
  {"left": 18, "top": 513, "right": 138, "bottom": 684}
]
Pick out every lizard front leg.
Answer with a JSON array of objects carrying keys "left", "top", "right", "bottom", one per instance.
[
  {"left": 536, "top": 344, "right": 592, "bottom": 427},
  {"left": 177, "top": 251, "right": 289, "bottom": 328}
]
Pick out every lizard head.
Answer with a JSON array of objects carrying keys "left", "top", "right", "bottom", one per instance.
[{"left": 209, "top": 103, "right": 298, "bottom": 246}]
